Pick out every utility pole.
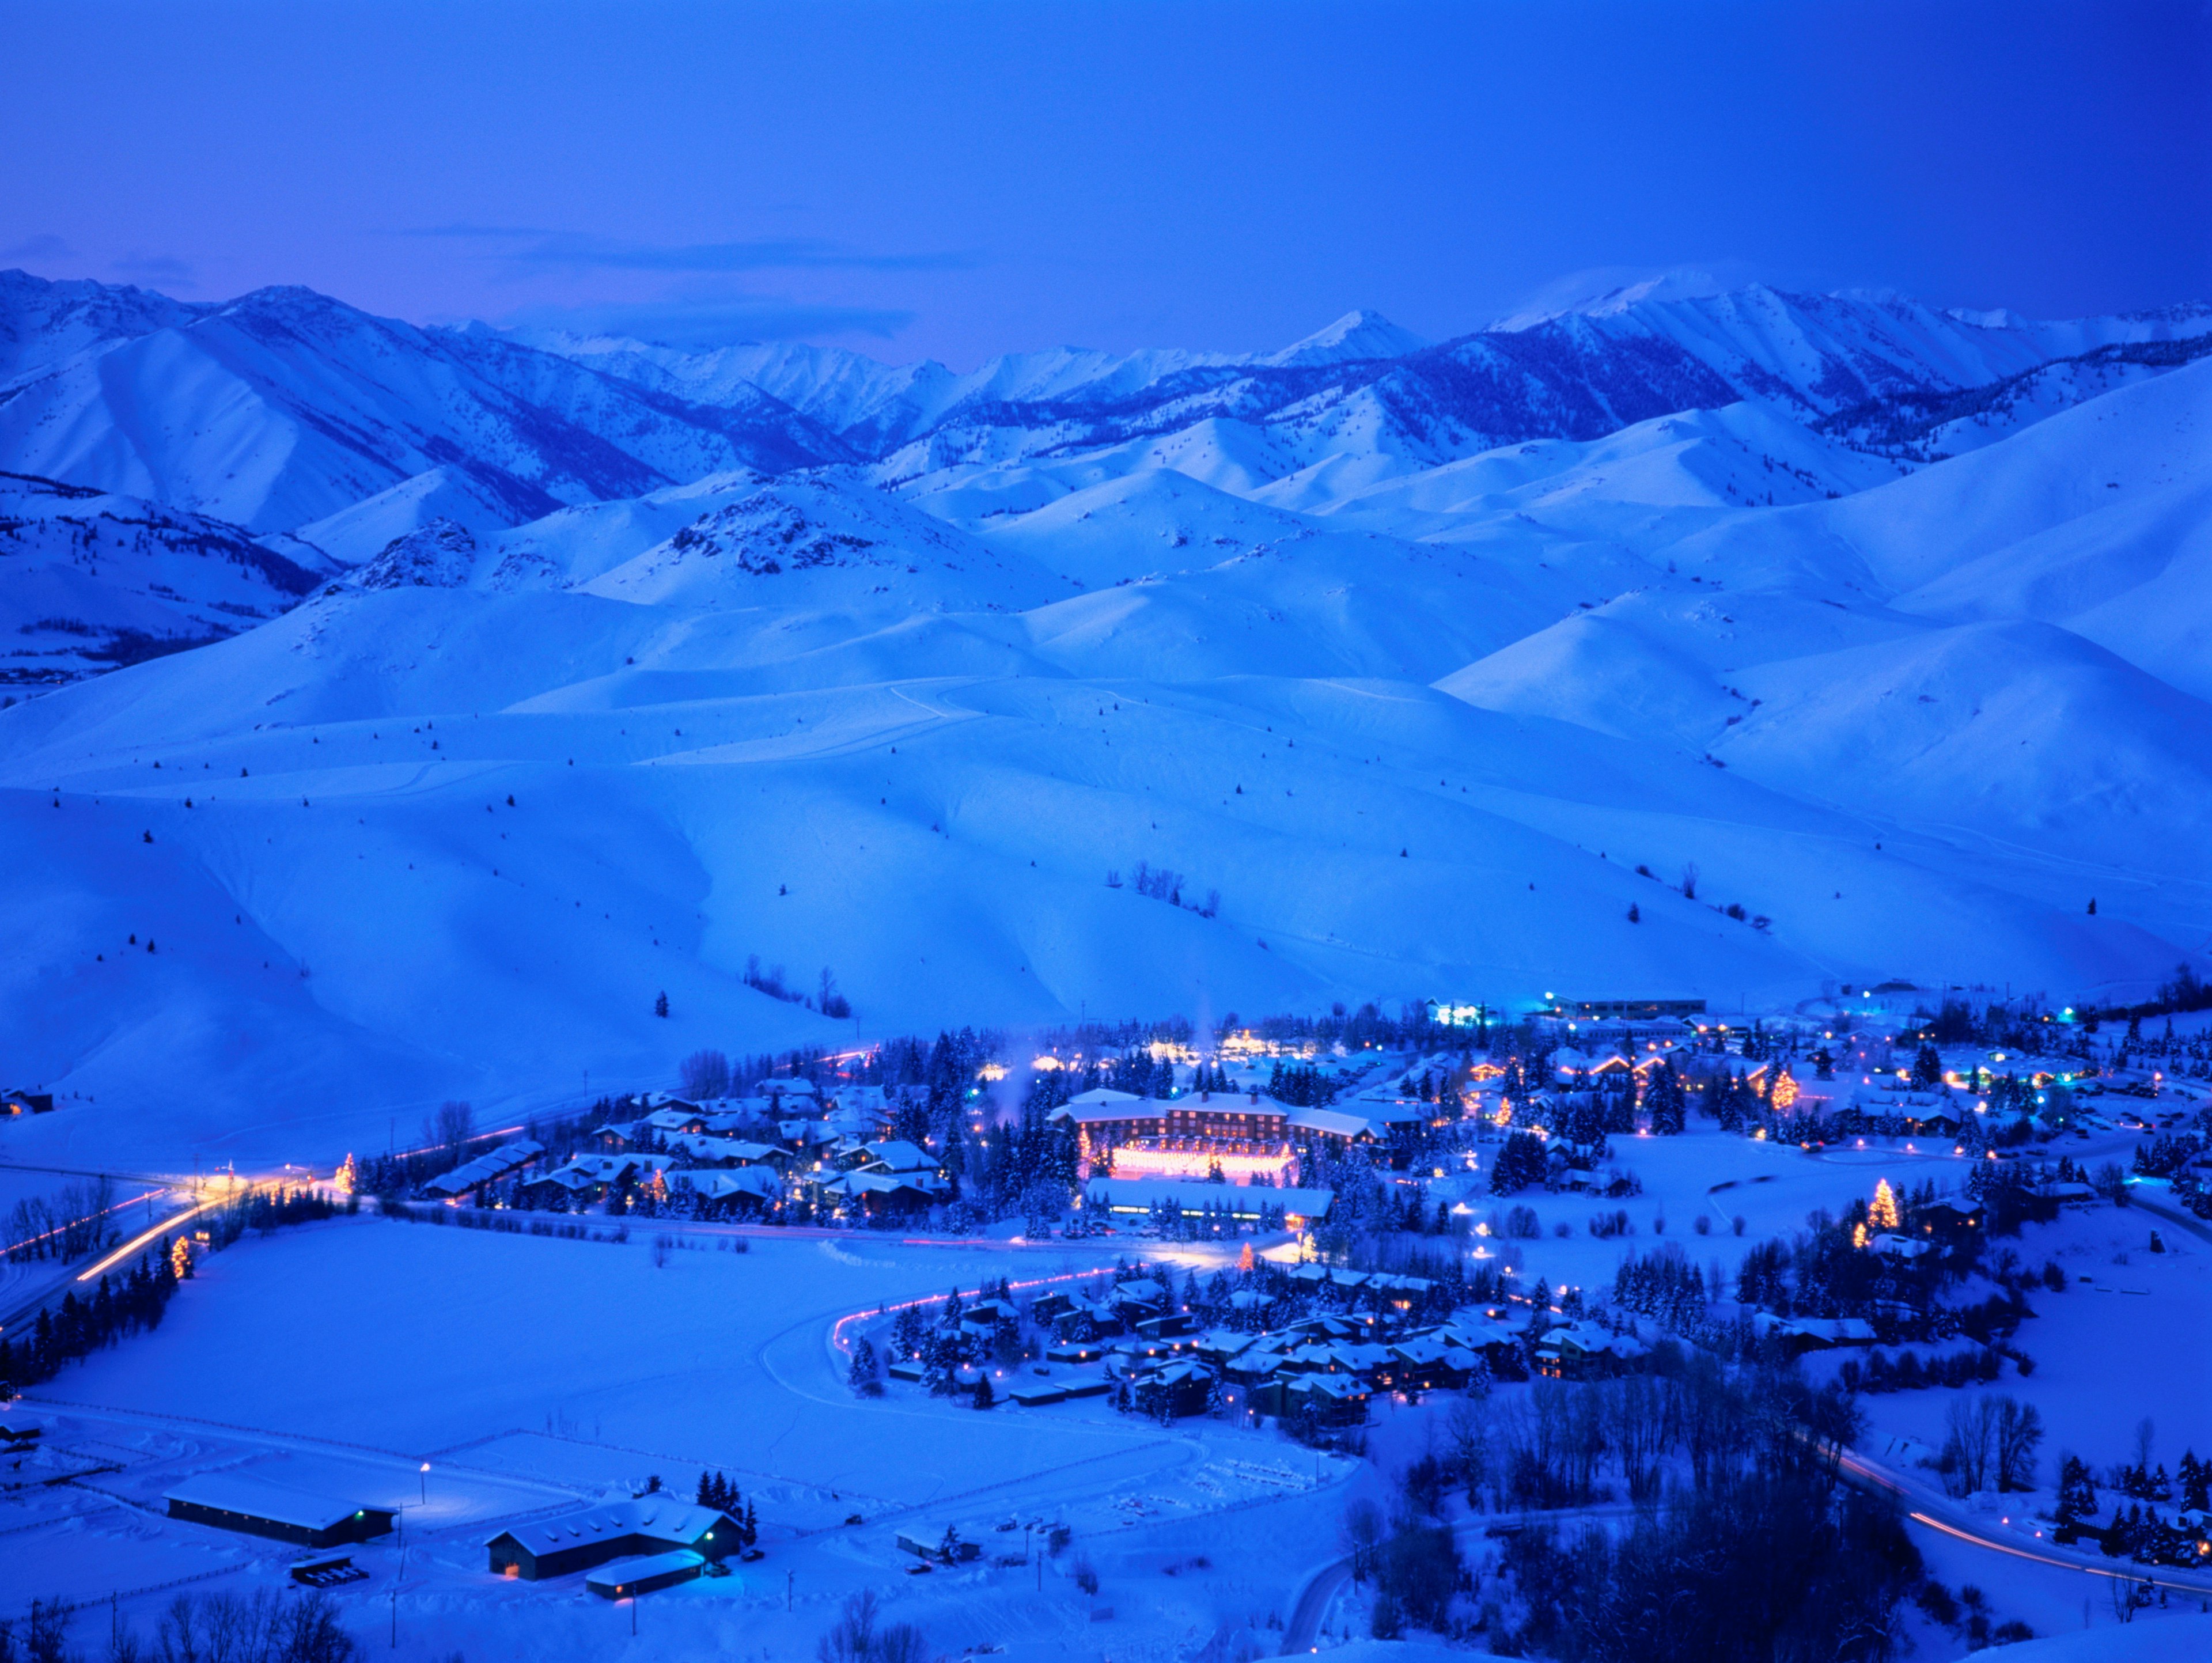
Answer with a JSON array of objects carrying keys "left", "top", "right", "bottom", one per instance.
[{"left": 786, "top": 1569, "right": 793, "bottom": 1612}]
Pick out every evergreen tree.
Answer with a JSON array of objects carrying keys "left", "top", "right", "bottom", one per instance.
[{"left": 848, "top": 1336, "right": 884, "bottom": 1397}]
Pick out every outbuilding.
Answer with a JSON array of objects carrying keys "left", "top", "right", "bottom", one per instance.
[
  {"left": 586, "top": 1550, "right": 706, "bottom": 1599},
  {"left": 165, "top": 1473, "right": 395, "bottom": 1548}
]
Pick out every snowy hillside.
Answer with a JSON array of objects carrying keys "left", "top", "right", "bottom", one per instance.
[
  {"left": 0, "top": 471, "right": 327, "bottom": 686},
  {"left": 0, "top": 268, "right": 2208, "bottom": 1161}
]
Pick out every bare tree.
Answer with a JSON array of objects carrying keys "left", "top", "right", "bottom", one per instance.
[
  {"left": 1942, "top": 1395, "right": 1999, "bottom": 1496},
  {"left": 1680, "top": 862, "right": 1700, "bottom": 901},
  {"left": 1994, "top": 1396, "right": 2044, "bottom": 1493},
  {"left": 434, "top": 1101, "right": 474, "bottom": 1160},
  {"left": 1340, "top": 1498, "right": 1384, "bottom": 1581},
  {"left": 679, "top": 1050, "right": 731, "bottom": 1100}
]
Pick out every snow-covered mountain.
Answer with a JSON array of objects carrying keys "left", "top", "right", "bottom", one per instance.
[
  {"left": 1, "top": 267, "right": 2208, "bottom": 1164},
  {"left": 0, "top": 272, "right": 850, "bottom": 540}
]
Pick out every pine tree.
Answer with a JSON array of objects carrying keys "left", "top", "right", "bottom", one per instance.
[
  {"left": 654, "top": 990, "right": 670, "bottom": 1018},
  {"left": 849, "top": 1336, "right": 883, "bottom": 1397}
]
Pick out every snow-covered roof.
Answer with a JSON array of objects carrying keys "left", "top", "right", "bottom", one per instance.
[
  {"left": 166, "top": 1472, "right": 386, "bottom": 1533},
  {"left": 486, "top": 1499, "right": 729, "bottom": 1555},
  {"left": 584, "top": 1549, "right": 704, "bottom": 1592},
  {"left": 1287, "top": 1106, "right": 1382, "bottom": 1141}
]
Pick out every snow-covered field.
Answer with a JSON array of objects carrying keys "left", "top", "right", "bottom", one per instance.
[{"left": 9, "top": 1215, "right": 1374, "bottom": 1662}]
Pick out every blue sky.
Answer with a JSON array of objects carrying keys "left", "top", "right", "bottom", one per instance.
[{"left": 2, "top": 1, "right": 2205, "bottom": 366}]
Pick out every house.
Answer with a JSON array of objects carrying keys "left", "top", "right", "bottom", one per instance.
[
  {"left": 1, "top": 1090, "right": 55, "bottom": 1116},
  {"left": 1052, "top": 1298, "right": 1124, "bottom": 1342},
  {"left": 516, "top": 1154, "right": 673, "bottom": 1208},
  {"left": 422, "top": 1139, "right": 544, "bottom": 1200},
  {"left": 1028, "top": 1290, "right": 1075, "bottom": 1325},
  {"left": 1916, "top": 1202, "right": 1984, "bottom": 1243},
  {"left": 1534, "top": 1321, "right": 1649, "bottom": 1380},
  {"left": 843, "top": 1140, "right": 941, "bottom": 1179},
  {"left": 641, "top": 1106, "right": 710, "bottom": 1137},
  {"left": 820, "top": 1171, "right": 942, "bottom": 1217},
  {"left": 165, "top": 1473, "right": 395, "bottom": 1549},
  {"left": 485, "top": 1499, "right": 736, "bottom": 1581},
  {"left": 586, "top": 1550, "right": 705, "bottom": 1599},
  {"left": 1277, "top": 1372, "right": 1370, "bottom": 1425},
  {"left": 1389, "top": 1335, "right": 1480, "bottom": 1389},
  {"left": 1107, "top": 1278, "right": 1169, "bottom": 1319},
  {"left": 1132, "top": 1359, "right": 1217, "bottom": 1418},
  {"left": 668, "top": 1168, "right": 781, "bottom": 1209}
]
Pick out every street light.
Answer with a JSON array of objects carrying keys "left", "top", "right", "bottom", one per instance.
[{"left": 419, "top": 1463, "right": 429, "bottom": 1505}]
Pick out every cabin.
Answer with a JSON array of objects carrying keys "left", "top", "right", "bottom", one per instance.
[
  {"left": 485, "top": 1499, "right": 736, "bottom": 1581},
  {"left": 165, "top": 1474, "right": 395, "bottom": 1549}
]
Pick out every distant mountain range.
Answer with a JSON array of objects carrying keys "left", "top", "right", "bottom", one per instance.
[{"left": 2, "top": 266, "right": 2208, "bottom": 1161}]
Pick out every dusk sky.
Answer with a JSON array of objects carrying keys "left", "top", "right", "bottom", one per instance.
[{"left": 3, "top": 0, "right": 2206, "bottom": 367}]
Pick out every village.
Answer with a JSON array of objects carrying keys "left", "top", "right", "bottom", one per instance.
[{"left": 2, "top": 987, "right": 2210, "bottom": 1658}]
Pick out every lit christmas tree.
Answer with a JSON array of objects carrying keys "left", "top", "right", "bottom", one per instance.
[{"left": 1869, "top": 1177, "right": 1900, "bottom": 1232}]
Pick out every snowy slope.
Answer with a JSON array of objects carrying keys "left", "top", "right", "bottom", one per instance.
[{"left": 0, "top": 471, "right": 325, "bottom": 685}]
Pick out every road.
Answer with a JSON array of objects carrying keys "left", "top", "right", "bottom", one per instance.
[{"left": 1834, "top": 1444, "right": 2212, "bottom": 1600}]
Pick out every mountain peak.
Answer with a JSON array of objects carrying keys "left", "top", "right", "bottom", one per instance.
[
  {"left": 1260, "top": 309, "right": 1429, "bottom": 368},
  {"left": 1488, "top": 264, "right": 1775, "bottom": 332}
]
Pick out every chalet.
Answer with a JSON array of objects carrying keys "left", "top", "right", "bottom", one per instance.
[
  {"left": 1108, "top": 1278, "right": 1169, "bottom": 1319},
  {"left": 1028, "top": 1290, "right": 1075, "bottom": 1325},
  {"left": 1915, "top": 1202, "right": 1984, "bottom": 1243},
  {"left": 1752, "top": 1314, "right": 1877, "bottom": 1354},
  {"left": 486, "top": 1499, "right": 736, "bottom": 1581},
  {"left": 165, "top": 1474, "right": 395, "bottom": 1549},
  {"left": 1052, "top": 1298, "right": 1124, "bottom": 1342},
  {"left": 820, "top": 1170, "right": 944, "bottom": 1217},
  {"left": 1389, "top": 1335, "right": 1481, "bottom": 1389},
  {"left": 642, "top": 1105, "right": 710, "bottom": 1137},
  {"left": 855, "top": 1141, "right": 941, "bottom": 1177},
  {"left": 1534, "top": 1321, "right": 1649, "bottom": 1380},
  {"left": 1274, "top": 1372, "right": 1370, "bottom": 1425},
  {"left": 518, "top": 1154, "right": 673, "bottom": 1207},
  {"left": 668, "top": 1168, "right": 780, "bottom": 1208},
  {"left": 1192, "top": 1329, "right": 1256, "bottom": 1366},
  {"left": 957, "top": 1298, "right": 1017, "bottom": 1335},
  {"left": 1, "top": 1090, "right": 55, "bottom": 1116},
  {"left": 1131, "top": 1359, "right": 1216, "bottom": 1418}
]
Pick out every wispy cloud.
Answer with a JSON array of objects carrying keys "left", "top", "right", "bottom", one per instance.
[
  {"left": 407, "top": 225, "right": 976, "bottom": 277},
  {"left": 503, "top": 295, "right": 917, "bottom": 347},
  {"left": 111, "top": 251, "right": 198, "bottom": 289},
  {"left": 1, "top": 233, "right": 77, "bottom": 265}
]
